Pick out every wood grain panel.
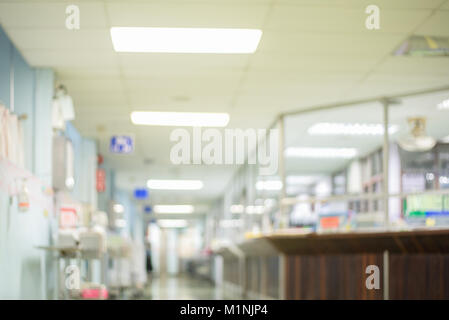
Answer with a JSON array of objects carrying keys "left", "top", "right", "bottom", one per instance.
[
  {"left": 268, "top": 229, "right": 449, "bottom": 255},
  {"left": 389, "top": 254, "right": 449, "bottom": 299},
  {"left": 285, "top": 254, "right": 384, "bottom": 300}
]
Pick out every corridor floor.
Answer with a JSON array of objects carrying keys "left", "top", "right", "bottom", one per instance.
[{"left": 143, "top": 276, "right": 226, "bottom": 300}]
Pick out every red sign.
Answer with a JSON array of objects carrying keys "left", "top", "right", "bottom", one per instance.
[
  {"left": 60, "top": 207, "right": 78, "bottom": 228},
  {"left": 320, "top": 216, "right": 340, "bottom": 229},
  {"left": 96, "top": 169, "right": 106, "bottom": 193}
]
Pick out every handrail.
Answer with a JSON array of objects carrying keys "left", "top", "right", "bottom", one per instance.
[{"left": 281, "top": 189, "right": 449, "bottom": 206}]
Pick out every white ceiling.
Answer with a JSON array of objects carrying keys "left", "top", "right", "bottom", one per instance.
[
  {"left": 284, "top": 90, "right": 449, "bottom": 175},
  {"left": 1, "top": 0, "right": 449, "bottom": 205}
]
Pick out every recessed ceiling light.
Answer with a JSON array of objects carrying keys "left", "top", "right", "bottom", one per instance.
[
  {"left": 113, "top": 203, "right": 124, "bottom": 213},
  {"left": 230, "top": 204, "right": 245, "bottom": 214},
  {"left": 110, "top": 27, "right": 262, "bottom": 53},
  {"left": 246, "top": 205, "right": 265, "bottom": 214},
  {"left": 285, "top": 147, "right": 357, "bottom": 159},
  {"left": 131, "top": 111, "right": 229, "bottom": 127},
  {"left": 153, "top": 205, "right": 194, "bottom": 214},
  {"left": 115, "top": 218, "right": 127, "bottom": 228},
  {"left": 147, "top": 179, "right": 204, "bottom": 190},
  {"left": 437, "top": 99, "right": 449, "bottom": 110},
  {"left": 256, "top": 180, "right": 283, "bottom": 191},
  {"left": 286, "top": 175, "right": 322, "bottom": 185},
  {"left": 220, "top": 219, "right": 243, "bottom": 228},
  {"left": 158, "top": 219, "right": 188, "bottom": 228},
  {"left": 308, "top": 123, "right": 399, "bottom": 136}
]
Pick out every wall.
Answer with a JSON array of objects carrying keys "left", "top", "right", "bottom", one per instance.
[
  {"left": 65, "top": 122, "right": 98, "bottom": 209},
  {"left": 0, "top": 25, "right": 55, "bottom": 299}
]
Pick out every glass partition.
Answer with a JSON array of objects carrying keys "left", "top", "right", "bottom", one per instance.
[
  {"left": 283, "top": 102, "right": 385, "bottom": 232},
  {"left": 389, "top": 90, "right": 449, "bottom": 228},
  {"left": 278, "top": 89, "right": 449, "bottom": 233},
  {"left": 212, "top": 89, "right": 449, "bottom": 240}
]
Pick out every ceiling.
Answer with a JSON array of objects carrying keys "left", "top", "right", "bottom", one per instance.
[
  {"left": 284, "top": 90, "right": 449, "bottom": 176},
  {"left": 1, "top": 0, "right": 449, "bottom": 206}
]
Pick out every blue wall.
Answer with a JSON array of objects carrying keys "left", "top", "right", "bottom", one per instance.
[
  {"left": 0, "top": 25, "right": 141, "bottom": 298},
  {"left": 0, "top": 25, "right": 55, "bottom": 299},
  {"left": 65, "top": 123, "right": 98, "bottom": 209}
]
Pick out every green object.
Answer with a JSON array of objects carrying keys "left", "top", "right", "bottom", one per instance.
[
  {"left": 405, "top": 195, "right": 444, "bottom": 216},
  {"left": 408, "top": 210, "right": 426, "bottom": 217}
]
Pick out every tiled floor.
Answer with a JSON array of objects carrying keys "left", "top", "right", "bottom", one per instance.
[{"left": 143, "top": 275, "right": 225, "bottom": 300}]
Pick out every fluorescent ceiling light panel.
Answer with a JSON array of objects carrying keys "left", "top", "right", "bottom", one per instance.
[
  {"left": 437, "top": 99, "right": 449, "bottom": 110},
  {"left": 110, "top": 27, "right": 262, "bottom": 53},
  {"left": 115, "top": 219, "right": 127, "bottom": 228},
  {"left": 246, "top": 205, "right": 265, "bottom": 214},
  {"left": 147, "top": 179, "right": 203, "bottom": 190},
  {"left": 286, "top": 175, "right": 322, "bottom": 185},
  {"left": 285, "top": 147, "right": 357, "bottom": 159},
  {"left": 153, "top": 205, "right": 194, "bottom": 214},
  {"left": 256, "top": 180, "right": 283, "bottom": 191},
  {"left": 131, "top": 111, "right": 229, "bottom": 127},
  {"left": 158, "top": 219, "right": 188, "bottom": 228},
  {"left": 264, "top": 198, "right": 276, "bottom": 207},
  {"left": 113, "top": 204, "right": 124, "bottom": 213},
  {"left": 220, "top": 219, "right": 243, "bottom": 228},
  {"left": 230, "top": 205, "right": 245, "bottom": 214},
  {"left": 308, "top": 123, "right": 398, "bottom": 136}
]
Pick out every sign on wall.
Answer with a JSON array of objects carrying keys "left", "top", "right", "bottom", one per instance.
[
  {"left": 110, "top": 135, "right": 134, "bottom": 154},
  {"left": 134, "top": 188, "right": 149, "bottom": 200},
  {"left": 96, "top": 168, "right": 106, "bottom": 193}
]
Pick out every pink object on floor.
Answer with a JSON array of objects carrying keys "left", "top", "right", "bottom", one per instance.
[{"left": 81, "top": 288, "right": 108, "bottom": 299}]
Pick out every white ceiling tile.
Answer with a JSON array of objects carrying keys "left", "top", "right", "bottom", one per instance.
[
  {"left": 257, "top": 32, "right": 406, "bottom": 56},
  {"left": 415, "top": 10, "right": 449, "bottom": 37},
  {"left": 71, "top": 91, "right": 128, "bottom": 108},
  {"left": 124, "top": 75, "right": 240, "bottom": 94},
  {"left": 265, "top": 5, "right": 432, "bottom": 33},
  {"left": 118, "top": 53, "right": 250, "bottom": 71},
  {"left": 57, "top": 77, "right": 123, "bottom": 93},
  {"left": 127, "top": 92, "right": 233, "bottom": 112},
  {"left": 249, "top": 52, "right": 381, "bottom": 72},
  {"left": 374, "top": 56, "right": 449, "bottom": 75},
  {"left": 106, "top": 2, "right": 269, "bottom": 28},
  {"left": 277, "top": 0, "right": 446, "bottom": 9},
  {"left": 6, "top": 28, "right": 113, "bottom": 50},
  {"left": 20, "top": 49, "right": 118, "bottom": 67},
  {"left": 56, "top": 66, "right": 121, "bottom": 79},
  {"left": 0, "top": 2, "right": 108, "bottom": 28}
]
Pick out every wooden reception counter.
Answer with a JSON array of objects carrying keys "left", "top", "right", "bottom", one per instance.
[
  {"left": 218, "top": 228, "right": 449, "bottom": 300},
  {"left": 268, "top": 228, "right": 449, "bottom": 300},
  {"left": 266, "top": 228, "right": 449, "bottom": 255}
]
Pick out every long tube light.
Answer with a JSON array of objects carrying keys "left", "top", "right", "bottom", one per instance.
[
  {"left": 147, "top": 179, "right": 203, "bottom": 190},
  {"left": 131, "top": 111, "right": 230, "bottom": 127},
  {"left": 158, "top": 219, "right": 188, "bottom": 228},
  {"left": 437, "top": 99, "right": 449, "bottom": 110},
  {"left": 153, "top": 205, "right": 194, "bottom": 214},
  {"left": 256, "top": 180, "right": 283, "bottom": 191},
  {"left": 110, "top": 27, "right": 262, "bottom": 53},
  {"left": 285, "top": 147, "right": 357, "bottom": 159}
]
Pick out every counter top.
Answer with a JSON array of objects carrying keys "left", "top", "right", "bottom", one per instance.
[
  {"left": 214, "top": 228, "right": 449, "bottom": 256},
  {"left": 264, "top": 228, "right": 449, "bottom": 255}
]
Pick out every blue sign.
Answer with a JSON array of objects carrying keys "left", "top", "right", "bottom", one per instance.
[
  {"left": 134, "top": 188, "right": 149, "bottom": 200},
  {"left": 144, "top": 205, "right": 152, "bottom": 214},
  {"left": 110, "top": 135, "right": 133, "bottom": 154}
]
